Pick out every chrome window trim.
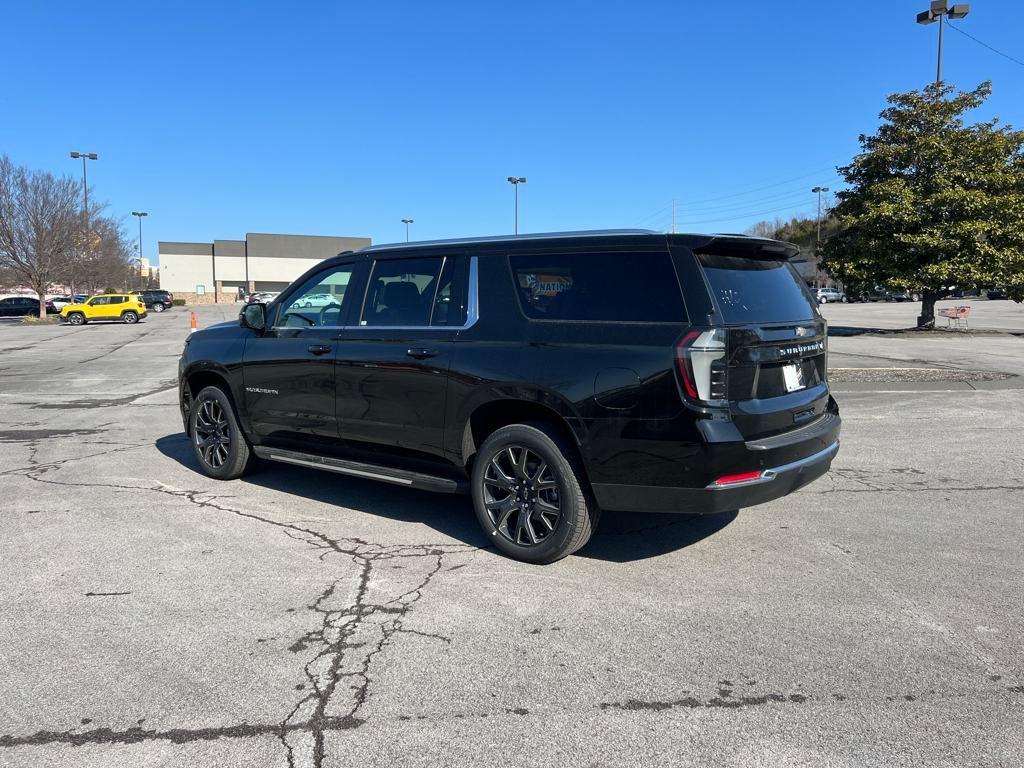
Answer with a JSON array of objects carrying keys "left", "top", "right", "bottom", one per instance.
[{"left": 270, "top": 256, "right": 479, "bottom": 332}]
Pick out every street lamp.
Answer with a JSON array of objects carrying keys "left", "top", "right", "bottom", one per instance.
[
  {"left": 401, "top": 218, "right": 414, "bottom": 242},
  {"left": 917, "top": 2, "right": 970, "bottom": 84},
  {"left": 507, "top": 176, "right": 526, "bottom": 235},
  {"left": 132, "top": 211, "right": 148, "bottom": 287},
  {"left": 69, "top": 151, "right": 98, "bottom": 222},
  {"left": 811, "top": 186, "right": 830, "bottom": 252}
]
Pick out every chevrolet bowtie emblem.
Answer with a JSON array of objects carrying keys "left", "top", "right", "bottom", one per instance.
[{"left": 795, "top": 327, "right": 808, "bottom": 337}]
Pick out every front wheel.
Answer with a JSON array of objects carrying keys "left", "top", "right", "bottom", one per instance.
[
  {"left": 188, "top": 386, "right": 252, "bottom": 480},
  {"left": 471, "top": 422, "right": 599, "bottom": 564},
  {"left": 122, "top": 311, "right": 139, "bottom": 324},
  {"left": 66, "top": 312, "right": 86, "bottom": 325}
]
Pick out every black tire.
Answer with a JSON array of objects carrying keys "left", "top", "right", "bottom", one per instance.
[
  {"left": 122, "top": 310, "right": 139, "bottom": 324},
  {"left": 152, "top": 302, "right": 166, "bottom": 313},
  {"left": 66, "top": 312, "right": 86, "bottom": 325},
  {"left": 188, "top": 386, "right": 252, "bottom": 480},
  {"left": 471, "top": 422, "right": 599, "bottom": 564}
]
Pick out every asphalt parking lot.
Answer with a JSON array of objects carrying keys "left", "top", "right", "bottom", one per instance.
[{"left": 1, "top": 303, "right": 1022, "bottom": 767}]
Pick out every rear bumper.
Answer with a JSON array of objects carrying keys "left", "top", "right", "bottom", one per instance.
[{"left": 592, "top": 439, "right": 839, "bottom": 514}]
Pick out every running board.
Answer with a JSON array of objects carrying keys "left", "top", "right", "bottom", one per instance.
[{"left": 253, "top": 446, "right": 465, "bottom": 494}]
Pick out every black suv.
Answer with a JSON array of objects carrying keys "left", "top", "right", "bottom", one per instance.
[
  {"left": 179, "top": 231, "right": 840, "bottom": 563},
  {"left": 132, "top": 289, "right": 174, "bottom": 312}
]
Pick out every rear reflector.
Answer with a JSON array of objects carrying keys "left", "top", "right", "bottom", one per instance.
[{"left": 712, "top": 470, "right": 763, "bottom": 486}]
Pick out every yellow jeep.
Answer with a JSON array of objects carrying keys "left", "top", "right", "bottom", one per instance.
[{"left": 60, "top": 294, "right": 148, "bottom": 325}]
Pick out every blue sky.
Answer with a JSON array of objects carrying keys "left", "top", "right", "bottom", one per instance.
[{"left": 2, "top": 1, "right": 1022, "bottom": 263}]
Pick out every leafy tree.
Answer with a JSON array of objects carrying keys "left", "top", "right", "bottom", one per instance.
[{"left": 821, "top": 82, "right": 1024, "bottom": 327}]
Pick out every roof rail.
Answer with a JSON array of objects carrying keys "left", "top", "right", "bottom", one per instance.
[{"left": 358, "top": 229, "right": 661, "bottom": 252}]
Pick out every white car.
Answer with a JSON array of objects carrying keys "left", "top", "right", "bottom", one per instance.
[{"left": 816, "top": 288, "right": 847, "bottom": 304}]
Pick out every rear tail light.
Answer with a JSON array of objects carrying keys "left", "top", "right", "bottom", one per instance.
[{"left": 675, "top": 328, "right": 728, "bottom": 406}]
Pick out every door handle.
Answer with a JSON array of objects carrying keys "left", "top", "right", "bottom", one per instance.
[
  {"left": 406, "top": 347, "right": 438, "bottom": 360},
  {"left": 307, "top": 344, "right": 332, "bottom": 355}
]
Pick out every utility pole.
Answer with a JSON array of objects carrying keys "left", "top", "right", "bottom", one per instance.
[
  {"left": 507, "top": 176, "right": 526, "bottom": 235},
  {"left": 671, "top": 200, "right": 676, "bottom": 234},
  {"left": 401, "top": 218, "right": 414, "bottom": 242},
  {"left": 917, "top": 2, "right": 970, "bottom": 84}
]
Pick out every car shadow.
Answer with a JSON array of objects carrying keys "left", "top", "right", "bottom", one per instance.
[{"left": 155, "top": 433, "right": 736, "bottom": 563}]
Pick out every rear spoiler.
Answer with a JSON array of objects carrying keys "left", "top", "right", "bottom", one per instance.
[{"left": 692, "top": 235, "right": 801, "bottom": 261}]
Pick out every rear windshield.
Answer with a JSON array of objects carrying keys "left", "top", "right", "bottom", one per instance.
[
  {"left": 509, "top": 251, "right": 686, "bottom": 322},
  {"left": 697, "top": 253, "right": 815, "bottom": 324}
]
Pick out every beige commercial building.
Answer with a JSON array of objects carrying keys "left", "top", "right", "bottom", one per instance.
[{"left": 158, "top": 232, "right": 371, "bottom": 304}]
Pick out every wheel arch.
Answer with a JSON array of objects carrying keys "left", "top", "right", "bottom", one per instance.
[
  {"left": 182, "top": 364, "right": 242, "bottom": 435},
  {"left": 460, "top": 393, "right": 588, "bottom": 474}
]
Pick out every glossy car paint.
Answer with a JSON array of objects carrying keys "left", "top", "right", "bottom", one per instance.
[{"left": 180, "top": 232, "right": 840, "bottom": 514}]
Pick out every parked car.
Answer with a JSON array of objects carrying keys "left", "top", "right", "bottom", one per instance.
[
  {"left": 60, "top": 293, "right": 147, "bottom": 325},
  {"left": 246, "top": 291, "right": 280, "bottom": 304},
  {"left": 180, "top": 231, "right": 840, "bottom": 564},
  {"left": 47, "top": 295, "right": 77, "bottom": 311},
  {"left": 294, "top": 292, "right": 343, "bottom": 309},
  {"left": 131, "top": 289, "right": 174, "bottom": 312},
  {"left": 852, "top": 287, "right": 907, "bottom": 303},
  {"left": 986, "top": 288, "right": 1007, "bottom": 300},
  {"left": 0, "top": 296, "right": 54, "bottom": 317},
  {"left": 815, "top": 288, "right": 847, "bottom": 304}
]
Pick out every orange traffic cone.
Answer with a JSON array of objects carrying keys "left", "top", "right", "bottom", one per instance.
[{"left": 189, "top": 311, "right": 197, "bottom": 334}]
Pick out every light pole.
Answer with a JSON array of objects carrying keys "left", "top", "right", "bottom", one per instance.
[
  {"left": 507, "top": 176, "right": 526, "bottom": 235},
  {"left": 811, "top": 186, "right": 830, "bottom": 252},
  {"left": 132, "top": 211, "right": 148, "bottom": 287},
  {"left": 917, "top": 2, "right": 970, "bottom": 84},
  {"left": 401, "top": 218, "right": 414, "bottom": 242},
  {"left": 69, "top": 151, "right": 98, "bottom": 221}
]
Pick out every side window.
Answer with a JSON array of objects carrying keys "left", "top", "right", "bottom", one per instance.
[
  {"left": 88, "top": 297, "right": 108, "bottom": 306},
  {"left": 110, "top": 296, "right": 125, "bottom": 305},
  {"left": 276, "top": 263, "right": 355, "bottom": 328},
  {"left": 430, "top": 256, "right": 468, "bottom": 326},
  {"left": 509, "top": 251, "right": 686, "bottom": 322},
  {"left": 360, "top": 256, "right": 443, "bottom": 327}
]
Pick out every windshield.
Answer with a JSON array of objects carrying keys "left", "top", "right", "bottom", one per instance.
[{"left": 697, "top": 253, "right": 816, "bottom": 324}]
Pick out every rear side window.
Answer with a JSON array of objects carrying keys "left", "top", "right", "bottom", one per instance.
[
  {"left": 697, "top": 253, "right": 815, "bottom": 324},
  {"left": 509, "top": 251, "right": 685, "bottom": 322}
]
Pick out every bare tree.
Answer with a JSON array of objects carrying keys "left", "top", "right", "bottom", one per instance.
[{"left": 0, "top": 155, "right": 82, "bottom": 317}]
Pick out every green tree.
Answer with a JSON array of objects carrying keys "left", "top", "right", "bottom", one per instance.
[{"left": 821, "top": 82, "right": 1024, "bottom": 327}]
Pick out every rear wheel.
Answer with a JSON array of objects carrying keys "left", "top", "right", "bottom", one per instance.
[
  {"left": 66, "top": 312, "right": 86, "bottom": 326},
  {"left": 189, "top": 386, "right": 252, "bottom": 480},
  {"left": 122, "top": 310, "right": 139, "bottom": 324},
  {"left": 152, "top": 302, "right": 166, "bottom": 313},
  {"left": 471, "top": 422, "right": 598, "bottom": 564}
]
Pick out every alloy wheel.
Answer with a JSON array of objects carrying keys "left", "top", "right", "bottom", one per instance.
[
  {"left": 194, "top": 399, "right": 231, "bottom": 469},
  {"left": 482, "top": 445, "right": 561, "bottom": 546}
]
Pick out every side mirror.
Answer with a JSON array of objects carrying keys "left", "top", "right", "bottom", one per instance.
[{"left": 240, "top": 302, "right": 267, "bottom": 332}]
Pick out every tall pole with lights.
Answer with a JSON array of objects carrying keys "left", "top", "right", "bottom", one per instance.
[
  {"left": 69, "top": 151, "right": 98, "bottom": 229},
  {"left": 811, "top": 186, "right": 830, "bottom": 252},
  {"left": 916, "top": 2, "right": 970, "bottom": 84},
  {"left": 507, "top": 176, "right": 526, "bottom": 235},
  {"left": 401, "top": 218, "right": 414, "bottom": 242},
  {"left": 132, "top": 211, "right": 148, "bottom": 287}
]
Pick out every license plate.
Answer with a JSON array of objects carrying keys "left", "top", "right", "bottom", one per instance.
[{"left": 782, "top": 363, "right": 805, "bottom": 393}]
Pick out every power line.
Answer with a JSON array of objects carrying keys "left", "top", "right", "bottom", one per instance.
[
  {"left": 674, "top": 167, "right": 838, "bottom": 206},
  {"left": 946, "top": 22, "right": 1024, "bottom": 69},
  {"left": 677, "top": 201, "right": 820, "bottom": 226}
]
